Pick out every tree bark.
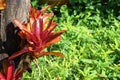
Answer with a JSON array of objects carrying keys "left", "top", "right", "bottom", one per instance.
[
  {"left": 0, "top": 0, "right": 30, "bottom": 41},
  {"left": 0, "top": 0, "right": 30, "bottom": 65}
]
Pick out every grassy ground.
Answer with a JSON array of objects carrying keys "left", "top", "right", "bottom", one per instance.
[{"left": 22, "top": 4, "right": 120, "bottom": 80}]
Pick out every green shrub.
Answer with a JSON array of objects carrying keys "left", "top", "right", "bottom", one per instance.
[{"left": 23, "top": 1, "right": 120, "bottom": 80}]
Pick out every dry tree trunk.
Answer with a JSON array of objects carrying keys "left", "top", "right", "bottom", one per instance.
[
  {"left": 1, "top": 0, "right": 30, "bottom": 41},
  {"left": 0, "top": 0, "right": 30, "bottom": 66}
]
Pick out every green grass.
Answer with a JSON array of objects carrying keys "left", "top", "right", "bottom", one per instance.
[{"left": 22, "top": 5, "right": 120, "bottom": 80}]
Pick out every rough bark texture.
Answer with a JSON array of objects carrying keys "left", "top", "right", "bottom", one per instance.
[
  {"left": 0, "top": 0, "right": 30, "bottom": 67},
  {"left": 0, "top": 0, "right": 30, "bottom": 41}
]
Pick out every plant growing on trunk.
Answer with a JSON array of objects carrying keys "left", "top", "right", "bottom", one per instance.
[{"left": 0, "top": 5, "right": 66, "bottom": 80}]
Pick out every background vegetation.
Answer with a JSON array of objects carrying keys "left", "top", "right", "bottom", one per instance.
[{"left": 23, "top": 0, "right": 120, "bottom": 80}]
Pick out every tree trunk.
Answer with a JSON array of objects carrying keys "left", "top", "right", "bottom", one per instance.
[
  {"left": 1, "top": 0, "right": 30, "bottom": 41},
  {"left": 0, "top": 0, "right": 30, "bottom": 65}
]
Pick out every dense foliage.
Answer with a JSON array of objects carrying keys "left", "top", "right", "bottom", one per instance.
[
  {"left": 22, "top": 0, "right": 120, "bottom": 79},
  {"left": 0, "top": 3, "right": 65, "bottom": 80}
]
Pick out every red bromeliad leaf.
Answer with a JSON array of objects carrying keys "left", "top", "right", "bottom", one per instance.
[
  {"left": 35, "top": 51, "right": 64, "bottom": 58},
  {"left": 40, "top": 52, "right": 64, "bottom": 57},
  {"left": 13, "top": 19, "right": 23, "bottom": 30},
  {"left": 7, "top": 61, "right": 15, "bottom": 80},
  {"left": 44, "top": 36, "right": 61, "bottom": 48},
  {"left": 14, "top": 68, "right": 24, "bottom": 80},
  {"left": 44, "top": 17, "right": 54, "bottom": 31},
  {"left": 0, "top": 59, "right": 8, "bottom": 78},
  {"left": 42, "top": 13, "right": 54, "bottom": 26},
  {"left": 35, "top": 36, "right": 61, "bottom": 52},
  {"left": 13, "top": 6, "right": 66, "bottom": 58},
  {"left": 1, "top": 5, "right": 66, "bottom": 80},
  {"left": 41, "top": 22, "right": 57, "bottom": 41},
  {"left": 0, "top": 61, "right": 24, "bottom": 80},
  {"left": 8, "top": 47, "right": 30, "bottom": 61},
  {"left": 32, "top": 18, "right": 42, "bottom": 42},
  {"left": 0, "top": 72, "right": 6, "bottom": 80},
  {"left": 29, "top": 5, "right": 50, "bottom": 18},
  {"left": 46, "top": 21, "right": 57, "bottom": 33},
  {"left": 40, "top": 5, "right": 50, "bottom": 14},
  {"left": 44, "top": 30, "right": 66, "bottom": 44},
  {"left": 23, "top": 31, "right": 39, "bottom": 45}
]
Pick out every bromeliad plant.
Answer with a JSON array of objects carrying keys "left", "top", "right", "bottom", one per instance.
[
  {"left": 10, "top": 5, "right": 66, "bottom": 59},
  {"left": 0, "top": 5, "right": 66, "bottom": 80}
]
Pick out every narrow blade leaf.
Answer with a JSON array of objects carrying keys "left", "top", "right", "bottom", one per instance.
[
  {"left": 38, "top": 52, "right": 64, "bottom": 58},
  {"left": 8, "top": 47, "right": 30, "bottom": 61},
  {"left": 7, "top": 61, "right": 15, "bottom": 80},
  {"left": 0, "top": 72, "right": 6, "bottom": 80}
]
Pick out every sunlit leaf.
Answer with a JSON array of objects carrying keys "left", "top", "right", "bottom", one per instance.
[
  {"left": 36, "top": 52, "right": 64, "bottom": 58},
  {"left": 0, "top": 0, "right": 6, "bottom": 10}
]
